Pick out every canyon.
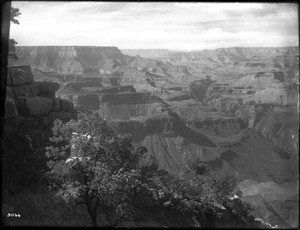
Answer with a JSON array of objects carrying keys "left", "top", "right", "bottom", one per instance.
[{"left": 4, "top": 45, "right": 299, "bottom": 227}]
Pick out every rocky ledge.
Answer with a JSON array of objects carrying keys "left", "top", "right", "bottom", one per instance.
[
  {"left": 3, "top": 65, "right": 78, "bottom": 195},
  {"left": 5, "top": 65, "right": 77, "bottom": 121}
]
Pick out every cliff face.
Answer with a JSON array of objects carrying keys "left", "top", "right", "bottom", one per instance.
[
  {"left": 121, "top": 49, "right": 171, "bottom": 59},
  {"left": 150, "top": 47, "right": 299, "bottom": 84},
  {"left": 12, "top": 46, "right": 196, "bottom": 86},
  {"left": 204, "top": 85, "right": 299, "bottom": 159},
  {"left": 12, "top": 46, "right": 128, "bottom": 74},
  {"left": 162, "top": 47, "right": 299, "bottom": 65},
  {"left": 3, "top": 65, "right": 78, "bottom": 196}
]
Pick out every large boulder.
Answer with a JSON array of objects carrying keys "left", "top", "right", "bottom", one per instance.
[
  {"left": 52, "top": 98, "right": 61, "bottom": 112},
  {"left": 15, "top": 97, "right": 30, "bottom": 116},
  {"left": 8, "top": 66, "right": 33, "bottom": 85},
  {"left": 10, "top": 84, "right": 39, "bottom": 96},
  {"left": 26, "top": 96, "right": 53, "bottom": 116},
  {"left": 60, "top": 99, "right": 75, "bottom": 112},
  {"left": 36, "top": 81, "right": 60, "bottom": 98},
  {"left": 5, "top": 98, "right": 18, "bottom": 118}
]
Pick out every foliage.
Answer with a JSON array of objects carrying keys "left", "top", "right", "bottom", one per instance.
[
  {"left": 150, "top": 160, "right": 260, "bottom": 228},
  {"left": 45, "top": 113, "right": 260, "bottom": 227},
  {"left": 44, "top": 113, "right": 164, "bottom": 226},
  {"left": 9, "top": 6, "right": 21, "bottom": 60},
  {"left": 10, "top": 7, "right": 21, "bottom": 24}
]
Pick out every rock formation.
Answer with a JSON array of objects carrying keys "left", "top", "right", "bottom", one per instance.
[
  {"left": 3, "top": 65, "right": 77, "bottom": 196},
  {"left": 11, "top": 46, "right": 130, "bottom": 74}
]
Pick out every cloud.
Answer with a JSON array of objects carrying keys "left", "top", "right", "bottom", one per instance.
[
  {"left": 69, "top": 2, "right": 130, "bottom": 14},
  {"left": 10, "top": 2, "right": 298, "bottom": 50}
]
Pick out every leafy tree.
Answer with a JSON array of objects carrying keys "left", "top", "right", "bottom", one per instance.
[
  {"left": 9, "top": 6, "right": 21, "bottom": 60},
  {"left": 44, "top": 113, "right": 164, "bottom": 226},
  {"left": 44, "top": 113, "right": 261, "bottom": 227},
  {"left": 10, "top": 7, "right": 21, "bottom": 24},
  {"left": 152, "top": 160, "right": 261, "bottom": 228}
]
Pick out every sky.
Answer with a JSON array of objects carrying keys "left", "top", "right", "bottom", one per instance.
[{"left": 10, "top": 1, "right": 299, "bottom": 50}]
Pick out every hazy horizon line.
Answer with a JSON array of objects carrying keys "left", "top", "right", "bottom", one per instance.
[{"left": 15, "top": 45, "right": 299, "bottom": 52}]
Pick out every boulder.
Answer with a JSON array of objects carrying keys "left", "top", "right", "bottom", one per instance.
[
  {"left": 10, "top": 84, "right": 39, "bottom": 96},
  {"left": 52, "top": 98, "right": 61, "bottom": 112},
  {"left": 5, "top": 98, "right": 18, "bottom": 118},
  {"left": 60, "top": 99, "right": 74, "bottom": 112},
  {"left": 15, "top": 97, "right": 30, "bottom": 116},
  {"left": 36, "top": 81, "right": 60, "bottom": 98},
  {"left": 6, "top": 87, "right": 14, "bottom": 99},
  {"left": 8, "top": 66, "right": 33, "bottom": 85},
  {"left": 26, "top": 96, "right": 54, "bottom": 116}
]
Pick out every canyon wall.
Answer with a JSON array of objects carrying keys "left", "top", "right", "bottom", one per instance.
[
  {"left": 12, "top": 46, "right": 130, "bottom": 74},
  {"left": 204, "top": 84, "right": 299, "bottom": 159}
]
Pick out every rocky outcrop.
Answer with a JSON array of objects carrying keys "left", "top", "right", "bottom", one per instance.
[
  {"left": 25, "top": 96, "right": 54, "bottom": 116},
  {"left": 3, "top": 65, "right": 78, "bottom": 196},
  {"left": 36, "top": 81, "right": 60, "bottom": 97},
  {"left": 6, "top": 66, "right": 76, "bottom": 120}
]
